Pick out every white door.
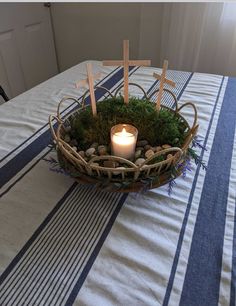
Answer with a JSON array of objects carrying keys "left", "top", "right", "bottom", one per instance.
[{"left": 0, "top": 3, "right": 58, "bottom": 103}]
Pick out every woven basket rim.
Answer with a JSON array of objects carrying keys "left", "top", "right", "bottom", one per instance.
[{"left": 49, "top": 96, "right": 198, "bottom": 191}]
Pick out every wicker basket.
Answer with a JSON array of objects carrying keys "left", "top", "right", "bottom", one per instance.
[{"left": 49, "top": 87, "right": 198, "bottom": 192}]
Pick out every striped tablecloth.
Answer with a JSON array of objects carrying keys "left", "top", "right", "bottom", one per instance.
[{"left": 0, "top": 61, "right": 235, "bottom": 306}]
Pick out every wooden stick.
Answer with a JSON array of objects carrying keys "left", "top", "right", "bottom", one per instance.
[
  {"left": 123, "top": 40, "right": 129, "bottom": 104},
  {"left": 102, "top": 60, "right": 151, "bottom": 67},
  {"left": 75, "top": 72, "right": 101, "bottom": 89},
  {"left": 86, "top": 63, "right": 97, "bottom": 117},
  {"left": 156, "top": 60, "right": 168, "bottom": 112},
  {"left": 128, "top": 60, "right": 151, "bottom": 66},
  {"left": 75, "top": 79, "right": 88, "bottom": 89},
  {"left": 153, "top": 72, "right": 176, "bottom": 88}
]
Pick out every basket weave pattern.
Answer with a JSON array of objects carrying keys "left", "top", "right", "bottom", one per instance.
[{"left": 49, "top": 88, "right": 198, "bottom": 192}]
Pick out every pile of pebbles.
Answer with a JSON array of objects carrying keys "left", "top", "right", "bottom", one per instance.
[
  {"left": 133, "top": 140, "right": 172, "bottom": 167},
  {"left": 63, "top": 134, "right": 173, "bottom": 168}
]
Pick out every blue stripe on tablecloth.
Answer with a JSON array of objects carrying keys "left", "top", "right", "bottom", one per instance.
[
  {"left": 176, "top": 72, "right": 193, "bottom": 101},
  {"left": 179, "top": 77, "right": 236, "bottom": 305},
  {"left": 65, "top": 192, "right": 128, "bottom": 306},
  {"left": 0, "top": 67, "right": 120, "bottom": 165},
  {"left": 163, "top": 76, "right": 225, "bottom": 306},
  {"left": 0, "top": 66, "right": 136, "bottom": 189},
  {"left": 0, "top": 185, "right": 126, "bottom": 306},
  {"left": 148, "top": 71, "right": 193, "bottom": 109},
  {"left": 19, "top": 189, "right": 113, "bottom": 305},
  {"left": 231, "top": 197, "right": 236, "bottom": 306}
]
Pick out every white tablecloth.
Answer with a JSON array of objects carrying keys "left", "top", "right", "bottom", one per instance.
[{"left": 0, "top": 61, "right": 235, "bottom": 306}]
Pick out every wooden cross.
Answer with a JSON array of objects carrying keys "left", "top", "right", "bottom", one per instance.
[
  {"left": 103, "top": 40, "right": 151, "bottom": 104},
  {"left": 75, "top": 63, "right": 101, "bottom": 117},
  {"left": 75, "top": 71, "right": 101, "bottom": 89},
  {"left": 153, "top": 60, "right": 176, "bottom": 112}
]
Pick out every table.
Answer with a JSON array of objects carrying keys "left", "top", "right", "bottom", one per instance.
[{"left": 0, "top": 61, "right": 235, "bottom": 306}]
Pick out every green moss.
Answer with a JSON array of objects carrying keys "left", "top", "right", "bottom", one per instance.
[{"left": 69, "top": 96, "right": 189, "bottom": 150}]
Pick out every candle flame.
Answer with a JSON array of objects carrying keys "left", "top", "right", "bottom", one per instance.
[
  {"left": 121, "top": 127, "right": 127, "bottom": 136},
  {"left": 113, "top": 126, "right": 133, "bottom": 140}
]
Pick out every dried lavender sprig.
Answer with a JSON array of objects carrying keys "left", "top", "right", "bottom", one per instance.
[
  {"left": 43, "top": 157, "right": 58, "bottom": 166},
  {"left": 167, "top": 178, "right": 177, "bottom": 196},
  {"left": 49, "top": 167, "right": 67, "bottom": 175},
  {"left": 177, "top": 157, "right": 192, "bottom": 178},
  {"left": 43, "top": 156, "right": 69, "bottom": 176},
  {"left": 192, "top": 136, "right": 207, "bottom": 151},
  {"left": 187, "top": 148, "right": 208, "bottom": 170}
]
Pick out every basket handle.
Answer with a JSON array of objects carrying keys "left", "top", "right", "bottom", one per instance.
[
  {"left": 181, "top": 124, "right": 199, "bottom": 152},
  {"left": 49, "top": 115, "right": 62, "bottom": 143},
  {"left": 177, "top": 102, "right": 198, "bottom": 131},
  {"left": 95, "top": 86, "right": 114, "bottom": 98},
  {"left": 81, "top": 85, "right": 114, "bottom": 107},
  {"left": 57, "top": 96, "right": 82, "bottom": 121},
  {"left": 89, "top": 155, "right": 138, "bottom": 168},
  {"left": 148, "top": 88, "right": 178, "bottom": 112},
  {"left": 143, "top": 147, "right": 183, "bottom": 167},
  {"left": 58, "top": 139, "right": 88, "bottom": 166},
  {"left": 114, "top": 82, "right": 148, "bottom": 99}
]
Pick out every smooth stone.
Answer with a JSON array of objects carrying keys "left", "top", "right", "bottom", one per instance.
[
  {"left": 137, "top": 140, "right": 148, "bottom": 147},
  {"left": 154, "top": 146, "right": 162, "bottom": 152},
  {"left": 99, "top": 149, "right": 107, "bottom": 156},
  {"left": 98, "top": 145, "right": 106, "bottom": 151},
  {"left": 91, "top": 142, "right": 99, "bottom": 149},
  {"left": 98, "top": 145, "right": 107, "bottom": 156},
  {"left": 136, "top": 146, "right": 144, "bottom": 152},
  {"left": 64, "top": 134, "right": 71, "bottom": 143},
  {"left": 78, "top": 150, "right": 85, "bottom": 158},
  {"left": 103, "top": 160, "right": 118, "bottom": 168},
  {"left": 135, "top": 158, "right": 146, "bottom": 166},
  {"left": 113, "top": 167, "right": 126, "bottom": 175},
  {"left": 162, "top": 144, "right": 172, "bottom": 149},
  {"left": 86, "top": 147, "right": 96, "bottom": 157},
  {"left": 144, "top": 144, "right": 152, "bottom": 151},
  {"left": 71, "top": 146, "right": 77, "bottom": 152},
  {"left": 145, "top": 149, "right": 154, "bottom": 159},
  {"left": 134, "top": 149, "right": 142, "bottom": 159}
]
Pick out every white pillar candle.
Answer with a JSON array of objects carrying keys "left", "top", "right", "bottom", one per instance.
[{"left": 111, "top": 124, "right": 138, "bottom": 160}]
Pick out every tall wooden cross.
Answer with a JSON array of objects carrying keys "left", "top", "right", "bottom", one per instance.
[
  {"left": 75, "top": 63, "right": 101, "bottom": 117},
  {"left": 103, "top": 40, "right": 151, "bottom": 104},
  {"left": 153, "top": 60, "right": 176, "bottom": 112}
]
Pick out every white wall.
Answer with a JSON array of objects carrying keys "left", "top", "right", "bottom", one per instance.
[
  {"left": 139, "top": 3, "right": 163, "bottom": 67},
  {"left": 51, "top": 3, "right": 236, "bottom": 77},
  {"left": 51, "top": 3, "right": 163, "bottom": 72}
]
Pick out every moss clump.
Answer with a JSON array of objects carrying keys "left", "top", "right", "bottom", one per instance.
[{"left": 69, "top": 96, "right": 188, "bottom": 150}]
